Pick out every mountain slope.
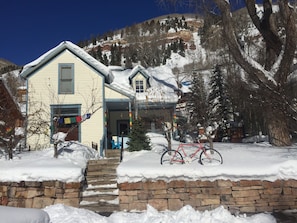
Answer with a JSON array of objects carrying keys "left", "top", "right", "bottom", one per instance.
[
  {"left": 0, "top": 58, "right": 19, "bottom": 75},
  {"left": 81, "top": 13, "right": 206, "bottom": 70}
]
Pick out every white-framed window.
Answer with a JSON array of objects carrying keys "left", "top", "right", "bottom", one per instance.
[
  {"left": 59, "top": 64, "right": 74, "bottom": 94},
  {"left": 135, "top": 80, "right": 144, "bottom": 93}
]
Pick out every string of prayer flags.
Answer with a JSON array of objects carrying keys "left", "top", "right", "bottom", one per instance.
[{"left": 55, "top": 113, "right": 91, "bottom": 125}]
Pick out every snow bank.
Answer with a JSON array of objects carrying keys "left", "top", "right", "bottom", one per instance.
[
  {"left": 0, "top": 142, "right": 100, "bottom": 182},
  {"left": 0, "top": 206, "right": 50, "bottom": 223},
  {"left": 43, "top": 203, "right": 276, "bottom": 223}
]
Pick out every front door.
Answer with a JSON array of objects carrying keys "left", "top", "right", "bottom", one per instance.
[{"left": 117, "top": 120, "right": 129, "bottom": 136}]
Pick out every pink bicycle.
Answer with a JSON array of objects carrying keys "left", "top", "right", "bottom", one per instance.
[{"left": 160, "top": 141, "right": 223, "bottom": 166}]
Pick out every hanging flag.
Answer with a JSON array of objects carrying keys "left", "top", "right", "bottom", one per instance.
[
  {"left": 64, "top": 117, "right": 71, "bottom": 124},
  {"left": 76, "top": 116, "right": 82, "bottom": 123},
  {"left": 70, "top": 117, "right": 76, "bottom": 123},
  {"left": 82, "top": 113, "right": 91, "bottom": 121},
  {"left": 58, "top": 117, "right": 64, "bottom": 124}
]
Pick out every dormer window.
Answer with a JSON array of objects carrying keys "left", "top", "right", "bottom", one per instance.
[
  {"left": 135, "top": 80, "right": 144, "bottom": 93},
  {"left": 129, "top": 66, "right": 151, "bottom": 93}
]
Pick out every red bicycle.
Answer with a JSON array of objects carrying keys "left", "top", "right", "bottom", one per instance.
[{"left": 160, "top": 141, "right": 223, "bottom": 166}]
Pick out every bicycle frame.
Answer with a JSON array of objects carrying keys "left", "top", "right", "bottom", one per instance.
[
  {"left": 176, "top": 142, "right": 205, "bottom": 162},
  {"left": 177, "top": 143, "right": 204, "bottom": 158},
  {"left": 161, "top": 141, "right": 222, "bottom": 165}
]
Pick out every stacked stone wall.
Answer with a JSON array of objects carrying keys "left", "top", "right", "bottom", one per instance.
[
  {"left": 118, "top": 179, "right": 297, "bottom": 213},
  {"left": 0, "top": 181, "right": 82, "bottom": 208}
]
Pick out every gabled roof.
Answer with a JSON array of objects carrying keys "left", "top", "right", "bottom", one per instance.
[
  {"left": 20, "top": 41, "right": 114, "bottom": 83},
  {"left": 128, "top": 65, "right": 151, "bottom": 86},
  {"left": 110, "top": 65, "right": 179, "bottom": 105}
]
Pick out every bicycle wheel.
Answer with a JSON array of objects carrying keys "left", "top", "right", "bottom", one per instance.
[
  {"left": 160, "top": 150, "right": 184, "bottom": 165},
  {"left": 199, "top": 148, "right": 223, "bottom": 165}
]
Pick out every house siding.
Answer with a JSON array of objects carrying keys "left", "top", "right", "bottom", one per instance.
[
  {"left": 105, "top": 86, "right": 132, "bottom": 100},
  {"left": 132, "top": 72, "right": 147, "bottom": 92},
  {"left": 26, "top": 50, "right": 105, "bottom": 149}
]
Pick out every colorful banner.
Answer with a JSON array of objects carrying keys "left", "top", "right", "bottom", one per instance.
[{"left": 56, "top": 113, "right": 91, "bottom": 125}]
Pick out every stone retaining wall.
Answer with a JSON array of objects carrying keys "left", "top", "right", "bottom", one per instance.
[
  {"left": 118, "top": 179, "right": 297, "bottom": 213},
  {"left": 0, "top": 181, "right": 82, "bottom": 208}
]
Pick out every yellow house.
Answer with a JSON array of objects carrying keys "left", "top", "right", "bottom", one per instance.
[
  {"left": 20, "top": 41, "right": 133, "bottom": 155},
  {"left": 20, "top": 41, "right": 178, "bottom": 155}
]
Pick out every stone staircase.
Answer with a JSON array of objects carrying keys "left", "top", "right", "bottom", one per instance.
[{"left": 79, "top": 149, "right": 121, "bottom": 214}]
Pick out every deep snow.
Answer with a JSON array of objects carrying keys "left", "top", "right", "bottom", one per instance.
[{"left": 2, "top": 132, "right": 297, "bottom": 222}]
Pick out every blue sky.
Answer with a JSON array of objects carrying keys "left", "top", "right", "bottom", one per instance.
[
  {"left": 1, "top": 0, "right": 194, "bottom": 66},
  {"left": 1, "top": 0, "right": 248, "bottom": 66}
]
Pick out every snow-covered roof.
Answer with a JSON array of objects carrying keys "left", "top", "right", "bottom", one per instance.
[
  {"left": 129, "top": 65, "right": 150, "bottom": 81},
  {"left": 20, "top": 41, "right": 114, "bottom": 83},
  {"left": 18, "top": 41, "right": 178, "bottom": 105},
  {"left": 109, "top": 65, "right": 179, "bottom": 105}
]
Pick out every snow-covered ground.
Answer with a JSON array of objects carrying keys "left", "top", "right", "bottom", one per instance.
[
  {"left": 1, "top": 132, "right": 297, "bottom": 222},
  {"left": 0, "top": 141, "right": 100, "bottom": 182},
  {"left": 118, "top": 133, "right": 297, "bottom": 183}
]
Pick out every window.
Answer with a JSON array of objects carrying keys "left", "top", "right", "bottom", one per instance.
[
  {"left": 59, "top": 64, "right": 74, "bottom": 94},
  {"left": 51, "top": 104, "right": 81, "bottom": 142},
  {"left": 135, "top": 80, "right": 144, "bottom": 93}
]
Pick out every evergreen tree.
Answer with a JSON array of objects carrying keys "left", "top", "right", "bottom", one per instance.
[
  {"left": 187, "top": 73, "right": 210, "bottom": 127},
  {"left": 96, "top": 46, "right": 104, "bottom": 62},
  {"left": 116, "top": 43, "right": 122, "bottom": 66},
  {"left": 208, "top": 65, "right": 233, "bottom": 139},
  {"left": 124, "top": 54, "right": 133, "bottom": 69},
  {"left": 110, "top": 44, "right": 117, "bottom": 65},
  {"left": 126, "top": 119, "right": 151, "bottom": 152},
  {"left": 91, "top": 35, "right": 96, "bottom": 46},
  {"left": 171, "top": 41, "right": 178, "bottom": 53},
  {"left": 109, "top": 43, "right": 122, "bottom": 66},
  {"left": 89, "top": 49, "right": 96, "bottom": 59},
  {"left": 102, "top": 54, "right": 109, "bottom": 66},
  {"left": 178, "top": 38, "right": 185, "bottom": 57},
  {"left": 149, "top": 20, "right": 155, "bottom": 34},
  {"left": 162, "top": 45, "right": 171, "bottom": 65}
]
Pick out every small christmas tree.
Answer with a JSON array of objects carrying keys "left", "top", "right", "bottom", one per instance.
[{"left": 127, "top": 119, "right": 151, "bottom": 152}]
